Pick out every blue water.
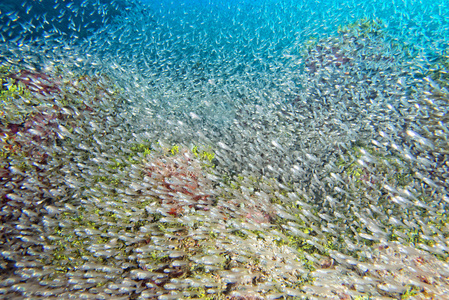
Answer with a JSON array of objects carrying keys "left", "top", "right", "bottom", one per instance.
[{"left": 140, "top": 0, "right": 449, "bottom": 51}]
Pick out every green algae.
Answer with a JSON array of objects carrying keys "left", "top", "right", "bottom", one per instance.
[{"left": 338, "top": 17, "right": 385, "bottom": 37}]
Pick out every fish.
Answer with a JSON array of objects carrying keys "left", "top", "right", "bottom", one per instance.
[{"left": 1, "top": 0, "right": 449, "bottom": 298}]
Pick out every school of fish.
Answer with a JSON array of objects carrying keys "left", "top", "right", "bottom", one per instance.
[{"left": 0, "top": 0, "right": 448, "bottom": 299}]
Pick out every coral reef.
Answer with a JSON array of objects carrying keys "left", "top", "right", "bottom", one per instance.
[{"left": 0, "top": 4, "right": 448, "bottom": 300}]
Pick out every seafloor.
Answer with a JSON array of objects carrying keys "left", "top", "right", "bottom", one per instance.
[{"left": 0, "top": 0, "right": 448, "bottom": 299}]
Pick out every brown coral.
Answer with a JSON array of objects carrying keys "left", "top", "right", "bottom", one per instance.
[{"left": 143, "top": 149, "right": 213, "bottom": 216}]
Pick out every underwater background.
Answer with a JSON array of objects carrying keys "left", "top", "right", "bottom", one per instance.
[{"left": 0, "top": 0, "right": 449, "bottom": 299}]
